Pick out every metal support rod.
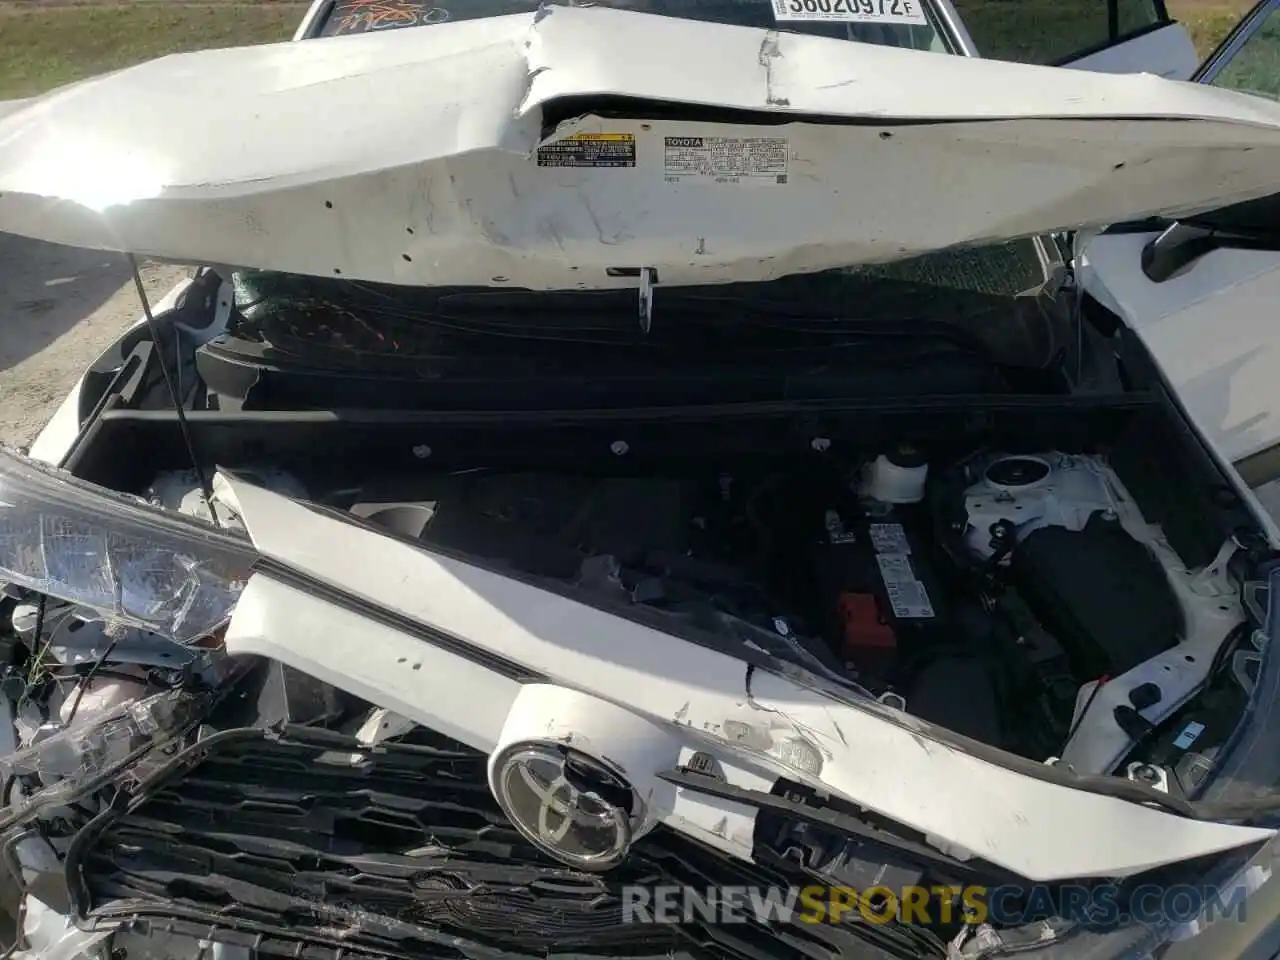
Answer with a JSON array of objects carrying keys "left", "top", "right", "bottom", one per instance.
[
  {"left": 638, "top": 267, "right": 655, "bottom": 334},
  {"left": 126, "top": 254, "right": 219, "bottom": 527}
]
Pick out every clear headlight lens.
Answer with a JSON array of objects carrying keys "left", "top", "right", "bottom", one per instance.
[
  {"left": 0, "top": 448, "right": 257, "bottom": 642},
  {"left": 0, "top": 686, "right": 214, "bottom": 829}
]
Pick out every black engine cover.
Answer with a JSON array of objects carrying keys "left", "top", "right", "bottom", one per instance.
[
  {"left": 351, "top": 472, "right": 690, "bottom": 579},
  {"left": 1009, "top": 513, "right": 1183, "bottom": 680}
]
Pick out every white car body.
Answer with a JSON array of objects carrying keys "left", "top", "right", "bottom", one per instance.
[
  {"left": 14, "top": 1, "right": 1266, "bottom": 478},
  {"left": 1079, "top": 231, "right": 1280, "bottom": 472},
  {"left": 5, "top": 10, "right": 1278, "bottom": 291}
]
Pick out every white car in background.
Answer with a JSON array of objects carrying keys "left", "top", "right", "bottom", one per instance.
[
  {"left": 1077, "top": 0, "right": 1280, "bottom": 490},
  {"left": 4, "top": 2, "right": 1280, "bottom": 960}
]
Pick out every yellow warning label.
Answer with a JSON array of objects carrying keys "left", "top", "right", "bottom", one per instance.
[{"left": 536, "top": 133, "right": 636, "bottom": 168}]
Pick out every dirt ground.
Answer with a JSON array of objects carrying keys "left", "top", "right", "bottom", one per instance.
[
  {"left": 0, "top": 235, "right": 187, "bottom": 450},
  {"left": 0, "top": 0, "right": 293, "bottom": 450}
]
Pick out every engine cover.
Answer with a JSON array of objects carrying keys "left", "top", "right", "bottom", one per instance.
[
  {"left": 962, "top": 453, "right": 1184, "bottom": 680},
  {"left": 1009, "top": 514, "right": 1183, "bottom": 680},
  {"left": 349, "top": 473, "right": 691, "bottom": 578}
]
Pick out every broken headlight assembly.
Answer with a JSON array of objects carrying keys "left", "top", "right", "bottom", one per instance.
[
  {"left": 0, "top": 448, "right": 256, "bottom": 643},
  {"left": 0, "top": 686, "right": 218, "bottom": 832}
]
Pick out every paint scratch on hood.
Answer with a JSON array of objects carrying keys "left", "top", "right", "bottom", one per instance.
[{"left": 758, "top": 33, "right": 790, "bottom": 108}]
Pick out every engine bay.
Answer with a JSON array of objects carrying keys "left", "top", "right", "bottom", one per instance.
[
  {"left": 1, "top": 412, "right": 1273, "bottom": 960},
  {"left": 114, "top": 442, "right": 1250, "bottom": 787}
]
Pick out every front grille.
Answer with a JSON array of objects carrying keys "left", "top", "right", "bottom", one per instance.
[{"left": 74, "top": 726, "right": 923, "bottom": 960}]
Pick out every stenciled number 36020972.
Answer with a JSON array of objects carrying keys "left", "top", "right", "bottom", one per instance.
[{"left": 788, "top": 0, "right": 911, "bottom": 14}]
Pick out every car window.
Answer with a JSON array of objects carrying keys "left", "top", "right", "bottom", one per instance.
[
  {"left": 950, "top": 0, "right": 1166, "bottom": 64},
  {"left": 1204, "top": 3, "right": 1280, "bottom": 100},
  {"left": 318, "top": 0, "right": 949, "bottom": 51}
]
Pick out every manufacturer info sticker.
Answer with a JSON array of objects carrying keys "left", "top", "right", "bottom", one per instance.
[
  {"left": 771, "top": 0, "right": 927, "bottom": 24},
  {"left": 875, "top": 554, "right": 936, "bottom": 619},
  {"left": 869, "top": 522, "right": 911, "bottom": 555},
  {"left": 663, "top": 136, "right": 788, "bottom": 185},
  {"left": 536, "top": 133, "right": 636, "bottom": 168}
]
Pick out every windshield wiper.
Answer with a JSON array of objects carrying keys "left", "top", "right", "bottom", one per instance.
[
  {"left": 405, "top": 293, "right": 994, "bottom": 356},
  {"left": 1142, "top": 221, "right": 1280, "bottom": 283}
]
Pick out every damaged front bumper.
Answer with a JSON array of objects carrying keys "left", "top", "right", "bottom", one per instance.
[
  {"left": 0, "top": 447, "right": 1277, "bottom": 960},
  {"left": 220, "top": 472, "right": 1275, "bottom": 881}
]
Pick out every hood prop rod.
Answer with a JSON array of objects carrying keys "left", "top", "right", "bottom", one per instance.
[
  {"left": 638, "top": 267, "right": 655, "bottom": 334},
  {"left": 126, "top": 254, "right": 219, "bottom": 528}
]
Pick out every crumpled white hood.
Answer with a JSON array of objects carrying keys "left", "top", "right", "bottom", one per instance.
[{"left": 4, "top": 6, "right": 1280, "bottom": 288}]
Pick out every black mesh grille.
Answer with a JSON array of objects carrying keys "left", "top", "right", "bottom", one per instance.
[{"left": 77, "top": 727, "right": 926, "bottom": 960}]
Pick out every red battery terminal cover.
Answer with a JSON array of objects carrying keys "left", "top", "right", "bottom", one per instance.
[{"left": 837, "top": 592, "right": 896, "bottom": 669}]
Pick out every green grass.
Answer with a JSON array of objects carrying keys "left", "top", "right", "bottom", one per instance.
[
  {"left": 1169, "top": 0, "right": 1256, "bottom": 56},
  {"left": 0, "top": 3, "right": 308, "bottom": 99},
  {"left": 952, "top": 0, "right": 1253, "bottom": 66},
  {"left": 1196, "top": 4, "right": 1280, "bottom": 97}
]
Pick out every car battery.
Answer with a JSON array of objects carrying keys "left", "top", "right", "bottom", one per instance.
[{"left": 811, "top": 503, "right": 945, "bottom": 685}]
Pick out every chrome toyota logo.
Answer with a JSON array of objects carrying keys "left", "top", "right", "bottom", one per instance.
[{"left": 490, "top": 743, "right": 635, "bottom": 871}]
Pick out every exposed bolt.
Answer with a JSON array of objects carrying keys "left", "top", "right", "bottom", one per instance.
[
  {"left": 610, "top": 440, "right": 630, "bottom": 456},
  {"left": 412, "top": 444, "right": 432, "bottom": 459},
  {"left": 1133, "top": 764, "right": 1161, "bottom": 784},
  {"left": 811, "top": 437, "right": 831, "bottom": 453}
]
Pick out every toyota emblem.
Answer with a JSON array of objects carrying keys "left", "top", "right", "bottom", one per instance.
[{"left": 490, "top": 743, "right": 636, "bottom": 871}]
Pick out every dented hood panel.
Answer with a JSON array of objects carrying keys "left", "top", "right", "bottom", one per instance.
[{"left": 5, "top": 7, "right": 1280, "bottom": 288}]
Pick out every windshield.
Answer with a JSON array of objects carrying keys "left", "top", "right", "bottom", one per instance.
[
  {"left": 1204, "top": 1, "right": 1280, "bottom": 103},
  {"left": 1152, "top": 2, "right": 1280, "bottom": 237},
  {"left": 316, "top": 0, "right": 952, "bottom": 51},
  {"left": 203, "top": 240, "right": 1054, "bottom": 414}
]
